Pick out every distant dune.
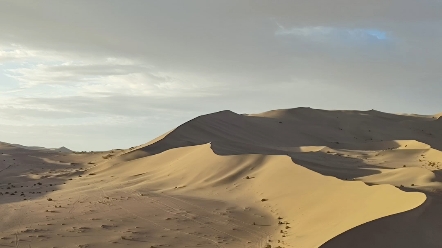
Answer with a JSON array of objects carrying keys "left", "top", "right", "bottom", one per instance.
[
  {"left": 0, "top": 108, "right": 441, "bottom": 247},
  {"left": 7, "top": 143, "right": 73, "bottom": 153}
]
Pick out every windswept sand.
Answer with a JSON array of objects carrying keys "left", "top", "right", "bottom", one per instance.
[{"left": 0, "top": 108, "right": 441, "bottom": 247}]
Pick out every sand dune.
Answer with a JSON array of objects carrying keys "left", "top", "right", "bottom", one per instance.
[
  {"left": 0, "top": 108, "right": 441, "bottom": 247},
  {"left": 6, "top": 142, "right": 73, "bottom": 153},
  {"left": 90, "top": 144, "right": 425, "bottom": 247}
]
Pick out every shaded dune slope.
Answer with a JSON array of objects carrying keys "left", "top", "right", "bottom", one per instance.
[
  {"left": 123, "top": 108, "right": 442, "bottom": 159},
  {"left": 321, "top": 195, "right": 442, "bottom": 248}
]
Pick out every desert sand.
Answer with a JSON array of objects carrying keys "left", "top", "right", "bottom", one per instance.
[{"left": 0, "top": 107, "right": 441, "bottom": 248}]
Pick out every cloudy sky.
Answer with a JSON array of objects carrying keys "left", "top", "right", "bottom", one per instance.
[{"left": 0, "top": 1, "right": 441, "bottom": 151}]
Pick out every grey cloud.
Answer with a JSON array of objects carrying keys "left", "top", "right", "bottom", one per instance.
[
  {"left": 2, "top": 1, "right": 442, "bottom": 88},
  {"left": 0, "top": 1, "right": 441, "bottom": 150}
]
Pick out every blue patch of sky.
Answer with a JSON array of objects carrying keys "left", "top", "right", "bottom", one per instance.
[
  {"left": 364, "top": 29, "right": 387, "bottom": 40},
  {"left": 275, "top": 25, "right": 390, "bottom": 43},
  {"left": 340, "top": 28, "right": 389, "bottom": 44}
]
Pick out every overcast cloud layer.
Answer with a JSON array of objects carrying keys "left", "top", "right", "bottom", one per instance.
[{"left": 0, "top": 0, "right": 441, "bottom": 151}]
